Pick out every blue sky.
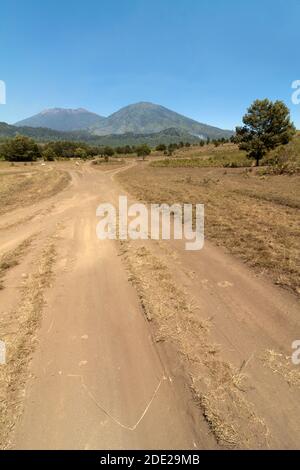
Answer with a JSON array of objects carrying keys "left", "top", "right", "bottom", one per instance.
[{"left": 0, "top": 0, "right": 299, "bottom": 129}]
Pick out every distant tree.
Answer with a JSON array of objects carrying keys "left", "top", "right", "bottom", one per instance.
[
  {"left": 101, "top": 146, "right": 115, "bottom": 161},
  {"left": 185, "top": 142, "right": 191, "bottom": 147},
  {"left": 124, "top": 145, "right": 133, "bottom": 154},
  {"left": 88, "top": 146, "right": 99, "bottom": 157},
  {"left": 235, "top": 99, "right": 296, "bottom": 166},
  {"left": 136, "top": 144, "right": 151, "bottom": 160},
  {"left": 167, "top": 143, "right": 178, "bottom": 156},
  {"left": 156, "top": 143, "right": 166, "bottom": 152},
  {"left": 104, "top": 146, "right": 115, "bottom": 156},
  {"left": 74, "top": 147, "right": 88, "bottom": 159},
  {"left": 199, "top": 140, "right": 205, "bottom": 147},
  {"left": 43, "top": 147, "right": 56, "bottom": 161},
  {"left": 2, "top": 135, "right": 41, "bottom": 161}
]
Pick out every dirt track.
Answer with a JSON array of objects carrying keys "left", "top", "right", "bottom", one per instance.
[{"left": 0, "top": 162, "right": 299, "bottom": 449}]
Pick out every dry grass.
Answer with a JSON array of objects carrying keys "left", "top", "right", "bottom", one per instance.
[
  {"left": 262, "top": 350, "right": 300, "bottom": 388},
  {"left": 120, "top": 241, "right": 269, "bottom": 448},
  {"left": 151, "top": 145, "right": 251, "bottom": 168},
  {"left": 152, "top": 134, "right": 300, "bottom": 170},
  {"left": 0, "top": 241, "right": 56, "bottom": 449},
  {"left": 0, "top": 237, "right": 34, "bottom": 289},
  {"left": 117, "top": 165, "right": 300, "bottom": 296},
  {"left": 0, "top": 166, "right": 70, "bottom": 215}
]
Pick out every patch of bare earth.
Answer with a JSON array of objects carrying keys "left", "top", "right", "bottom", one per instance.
[
  {"left": 0, "top": 167, "right": 70, "bottom": 216},
  {"left": 119, "top": 241, "right": 269, "bottom": 448},
  {"left": 91, "top": 159, "right": 126, "bottom": 171}
]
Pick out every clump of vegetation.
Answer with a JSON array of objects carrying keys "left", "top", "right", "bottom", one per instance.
[
  {"left": 115, "top": 145, "right": 136, "bottom": 155},
  {"left": 136, "top": 144, "right": 151, "bottom": 159},
  {"left": 74, "top": 147, "right": 88, "bottom": 160},
  {"left": 156, "top": 143, "right": 167, "bottom": 152},
  {"left": 1, "top": 135, "right": 41, "bottom": 162},
  {"left": 42, "top": 140, "right": 99, "bottom": 159},
  {"left": 42, "top": 147, "right": 56, "bottom": 161},
  {"left": 261, "top": 146, "right": 300, "bottom": 175}
]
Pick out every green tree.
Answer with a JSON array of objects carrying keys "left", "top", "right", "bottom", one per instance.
[
  {"left": 167, "top": 143, "right": 178, "bottom": 156},
  {"left": 2, "top": 135, "right": 41, "bottom": 162},
  {"left": 235, "top": 99, "right": 296, "bottom": 166},
  {"left": 74, "top": 147, "right": 88, "bottom": 159},
  {"left": 104, "top": 146, "right": 114, "bottom": 156},
  {"left": 101, "top": 146, "right": 114, "bottom": 161},
  {"left": 115, "top": 146, "right": 124, "bottom": 155},
  {"left": 136, "top": 144, "right": 151, "bottom": 159},
  {"left": 156, "top": 143, "right": 166, "bottom": 152},
  {"left": 43, "top": 147, "right": 56, "bottom": 161}
]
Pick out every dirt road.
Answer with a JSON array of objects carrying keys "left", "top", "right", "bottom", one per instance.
[
  {"left": 0, "top": 163, "right": 214, "bottom": 449},
  {"left": 0, "top": 162, "right": 299, "bottom": 449}
]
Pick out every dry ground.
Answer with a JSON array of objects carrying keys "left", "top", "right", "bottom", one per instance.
[
  {"left": 117, "top": 165, "right": 300, "bottom": 296},
  {"left": 0, "top": 159, "right": 299, "bottom": 449},
  {"left": 91, "top": 157, "right": 127, "bottom": 171},
  {"left": 0, "top": 162, "right": 70, "bottom": 216},
  {"left": 0, "top": 161, "right": 209, "bottom": 450}
]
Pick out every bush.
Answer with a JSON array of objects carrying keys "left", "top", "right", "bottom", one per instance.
[
  {"left": 156, "top": 144, "right": 166, "bottom": 152},
  {"left": 261, "top": 147, "right": 300, "bottom": 175},
  {"left": 2, "top": 135, "right": 41, "bottom": 162},
  {"left": 42, "top": 147, "right": 56, "bottom": 161},
  {"left": 136, "top": 144, "right": 151, "bottom": 158}
]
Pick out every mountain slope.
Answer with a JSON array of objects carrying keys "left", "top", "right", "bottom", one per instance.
[
  {"left": 15, "top": 108, "right": 105, "bottom": 132},
  {"left": 0, "top": 122, "right": 92, "bottom": 141},
  {"left": 91, "top": 102, "right": 232, "bottom": 139},
  {"left": 0, "top": 122, "right": 201, "bottom": 147}
]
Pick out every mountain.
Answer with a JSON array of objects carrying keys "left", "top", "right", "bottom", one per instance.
[
  {"left": 15, "top": 108, "right": 105, "bottom": 132},
  {"left": 0, "top": 122, "right": 201, "bottom": 147},
  {"left": 90, "top": 102, "right": 232, "bottom": 139},
  {"left": 15, "top": 102, "right": 233, "bottom": 139}
]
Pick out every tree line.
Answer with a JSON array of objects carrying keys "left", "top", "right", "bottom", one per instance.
[{"left": 0, "top": 138, "right": 153, "bottom": 162}]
